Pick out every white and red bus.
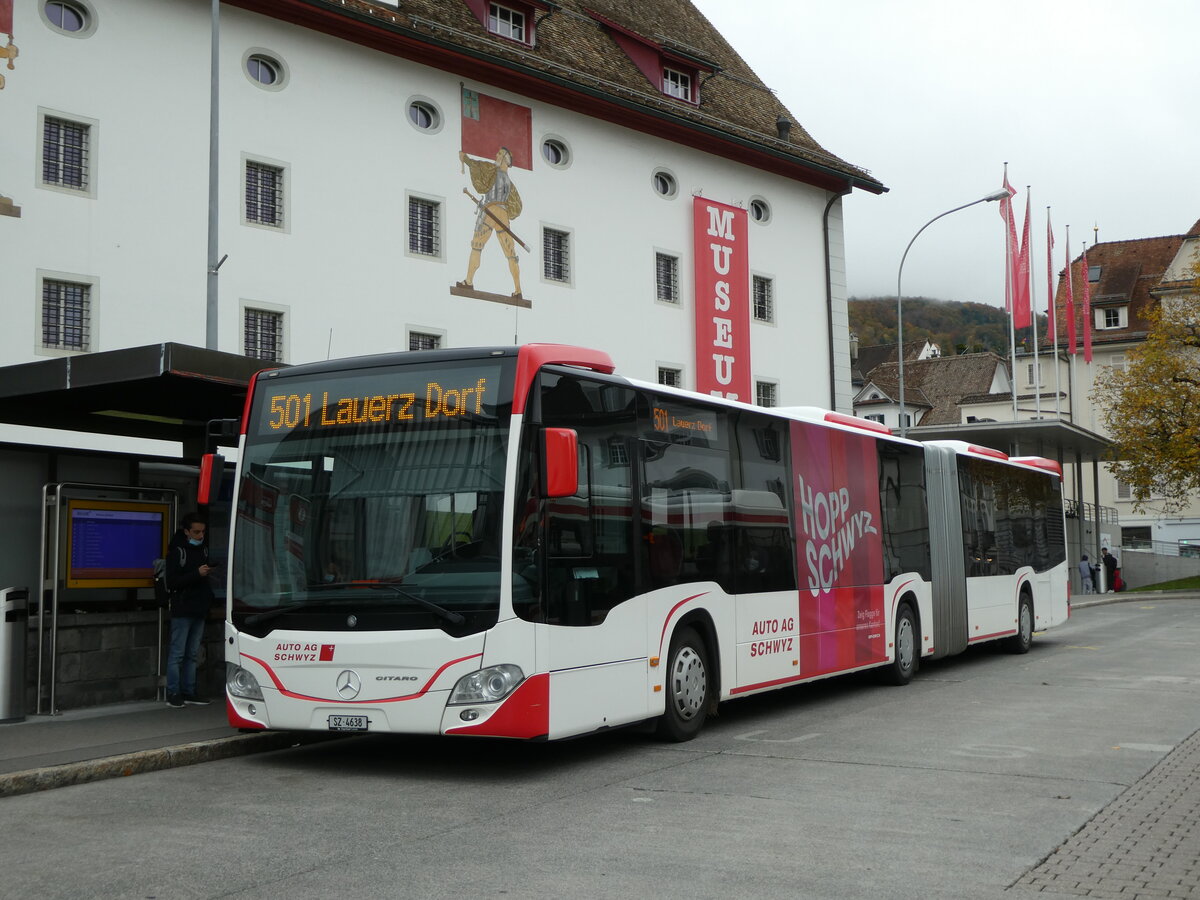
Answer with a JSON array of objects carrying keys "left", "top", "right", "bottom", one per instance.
[{"left": 223, "top": 344, "right": 1069, "bottom": 741}]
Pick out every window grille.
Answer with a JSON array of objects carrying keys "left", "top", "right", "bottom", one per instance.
[
  {"left": 408, "top": 198, "right": 441, "bottom": 257},
  {"left": 607, "top": 437, "right": 629, "bottom": 467},
  {"left": 488, "top": 3, "right": 525, "bottom": 41},
  {"left": 42, "top": 279, "right": 91, "bottom": 351},
  {"left": 543, "top": 228, "right": 570, "bottom": 282},
  {"left": 656, "top": 253, "right": 679, "bottom": 304},
  {"left": 244, "top": 308, "right": 283, "bottom": 361},
  {"left": 409, "top": 332, "right": 441, "bottom": 351},
  {"left": 753, "top": 276, "right": 774, "bottom": 323},
  {"left": 756, "top": 381, "right": 777, "bottom": 408},
  {"left": 657, "top": 367, "right": 681, "bottom": 387},
  {"left": 245, "top": 161, "right": 284, "bottom": 227},
  {"left": 43, "top": 117, "right": 89, "bottom": 191}
]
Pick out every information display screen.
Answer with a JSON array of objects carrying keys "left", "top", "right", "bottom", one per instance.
[
  {"left": 66, "top": 500, "right": 171, "bottom": 589},
  {"left": 250, "top": 362, "right": 508, "bottom": 439}
]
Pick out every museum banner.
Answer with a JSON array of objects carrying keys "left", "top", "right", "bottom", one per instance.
[{"left": 693, "top": 196, "right": 750, "bottom": 401}]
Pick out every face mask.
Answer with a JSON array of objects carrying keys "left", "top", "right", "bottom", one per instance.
[{"left": 188, "top": 538, "right": 203, "bottom": 547}]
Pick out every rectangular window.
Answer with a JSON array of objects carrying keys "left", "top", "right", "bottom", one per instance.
[
  {"left": 42, "top": 116, "right": 90, "bottom": 191},
  {"left": 488, "top": 3, "right": 526, "bottom": 41},
  {"left": 753, "top": 275, "right": 774, "bottom": 323},
  {"left": 658, "top": 367, "right": 681, "bottom": 387},
  {"left": 756, "top": 381, "right": 777, "bottom": 408},
  {"left": 245, "top": 161, "right": 284, "bottom": 227},
  {"left": 543, "top": 227, "right": 570, "bottom": 283},
  {"left": 408, "top": 197, "right": 441, "bottom": 257},
  {"left": 663, "top": 67, "right": 692, "bottom": 101},
  {"left": 1026, "top": 362, "right": 1043, "bottom": 387},
  {"left": 863, "top": 413, "right": 885, "bottom": 424},
  {"left": 409, "top": 331, "right": 441, "bottom": 351},
  {"left": 244, "top": 308, "right": 284, "bottom": 361},
  {"left": 42, "top": 279, "right": 91, "bottom": 351},
  {"left": 655, "top": 253, "right": 679, "bottom": 304},
  {"left": 1104, "top": 308, "right": 1120, "bottom": 329}
]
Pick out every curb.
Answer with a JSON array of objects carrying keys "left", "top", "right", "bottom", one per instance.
[{"left": 0, "top": 731, "right": 340, "bottom": 799}]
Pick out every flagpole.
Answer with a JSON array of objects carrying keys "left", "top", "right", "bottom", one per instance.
[
  {"left": 1028, "top": 187, "right": 1041, "bottom": 419},
  {"left": 1048, "top": 207, "right": 1062, "bottom": 418},
  {"left": 1065, "top": 224, "right": 1075, "bottom": 424}
]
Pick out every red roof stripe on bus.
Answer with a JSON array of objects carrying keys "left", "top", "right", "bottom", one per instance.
[
  {"left": 240, "top": 651, "right": 483, "bottom": 703},
  {"left": 966, "top": 444, "right": 1009, "bottom": 460},
  {"left": 1011, "top": 456, "right": 1063, "bottom": 476},
  {"left": 512, "top": 344, "right": 615, "bottom": 414},
  {"left": 823, "top": 411, "right": 892, "bottom": 435}
]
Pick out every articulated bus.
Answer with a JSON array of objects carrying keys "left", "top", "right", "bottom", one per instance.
[{"left": 223, "top": 344, "right": 1069, "bottom": 741}]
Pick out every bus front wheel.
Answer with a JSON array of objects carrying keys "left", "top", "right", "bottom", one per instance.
[
  {"left": 656, "top": 626, "right": 710, "bottom": 742},
  {"left": 1006, "top": 594, "right": 1034, "bottom": 654},
  {"left": 880, "top": 603, "right": 918, "bottom": 686}
]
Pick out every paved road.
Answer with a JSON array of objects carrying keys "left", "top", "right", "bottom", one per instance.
[{"left": 3, "top": 598, "right": 1199, "bottom": 899}]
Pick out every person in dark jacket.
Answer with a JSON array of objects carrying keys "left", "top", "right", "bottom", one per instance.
[
  {"left": 164, "top": 513, "right": 217, "bottom": 708},
  {"left": 1101, "top": 547, "right": 1118, "bottom": 593}
]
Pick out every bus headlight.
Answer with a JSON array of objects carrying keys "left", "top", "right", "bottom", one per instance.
[
  {"left": 448, "top": 664, "right": 524, "bottom": 705},
  {"left": 226, "top": 663, "right": 265, "bottom": 701}
]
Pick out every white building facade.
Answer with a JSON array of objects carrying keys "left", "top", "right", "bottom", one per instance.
[{"left": 2, "top": 0, "right": 884, "bottom": 414}]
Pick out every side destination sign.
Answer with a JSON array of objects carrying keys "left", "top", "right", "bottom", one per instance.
[{"left": 253, "top": 364, "right": 501, "bottom": 436}]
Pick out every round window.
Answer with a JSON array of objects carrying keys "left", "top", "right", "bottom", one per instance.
[
  {"left": 247, "top": 56, "right": 280, "bottom": 86},
  {"left": 652, "top": 170, "right": 677, "bottom": 198},
  {"left": 750, "top": 198, "right": 771, "bottom": 224},
  {"left": 409, "top": 101, "right": 440, "bottom": 131},
  {"left": 43, "top": 1, "right": 94, "bottom": 36},
  {"left": 542, "top": 138, "right": 570, "bottom": 168}
]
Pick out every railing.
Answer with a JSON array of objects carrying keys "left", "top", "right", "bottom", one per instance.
[
  {"left": 1122, "top": 538, "right": 1200, "bottom": 559},
  {"left": 1064, "top": 499, "right": 1120, "bottom": 525}
]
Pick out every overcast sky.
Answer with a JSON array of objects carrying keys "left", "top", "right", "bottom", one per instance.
[{"left": 691, "top": 0, "right": 1200, "bottom": 308}]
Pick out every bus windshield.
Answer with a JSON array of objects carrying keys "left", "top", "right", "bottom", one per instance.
[{"left": 231, "top": 358, "right": 515, "bottom": 637}]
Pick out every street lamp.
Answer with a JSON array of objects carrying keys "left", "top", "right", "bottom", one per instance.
[{"left": 896, "top": 188, "right": 1011, "bottom": 438}]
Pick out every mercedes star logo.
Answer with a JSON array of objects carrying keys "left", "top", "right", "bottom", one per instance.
[{"left": 335, "top": 669, "right": 362, "bottom": 700}]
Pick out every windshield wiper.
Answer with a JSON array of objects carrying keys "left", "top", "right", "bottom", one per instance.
[
  {"left": 360, "top": 582, "right": 465, "bottom": 625},
  {"left": 244, "top": 601, "right": 316, "bottom": 626},
  {"left": 306, "top": 580, "right": 466, "bottom": 625}
]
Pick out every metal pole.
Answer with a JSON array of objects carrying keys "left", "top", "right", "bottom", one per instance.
[
  {"left": 206, "top": 0, "right": 220, "bottom": 349},
  {"left": 897, "top": 189, "right": 1009, "bottom": 438}
]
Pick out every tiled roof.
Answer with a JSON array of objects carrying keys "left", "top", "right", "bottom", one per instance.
[
  {"left": 866, "top": 353, "right": 1007, "bottom": 426},
  {"left": 1047, "top": 231, "right": 1187, "bottom": 351},
  {"left": 236, "top": 0, "right": 884, "bottom": 192},
  {"left": 851, "top": 340, "right": 927, "bottom": 384}
]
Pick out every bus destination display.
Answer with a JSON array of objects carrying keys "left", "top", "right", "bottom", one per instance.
[{"left": 255, "top": 365, "right": 502, "bottom": 436}]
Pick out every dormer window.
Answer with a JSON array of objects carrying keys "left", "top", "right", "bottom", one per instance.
[
  {"left": 663, "top": 67, "right": 692, "bottom": 102},
  {"left": 488, "top": 3, "right": 526, "bottom": 42},
  {"left": 587, "top": 9, "right": 715, "bottom": 106}
]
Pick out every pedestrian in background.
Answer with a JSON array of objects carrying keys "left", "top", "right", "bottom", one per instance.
[
  {"left": 1101, "top": 548, "right": 1118, "bottom": 593},
  {"left": 164, "top": 512, "right": 217, "bottom": 708},
  {"left": 1078, "top": 554, "right": 1094, "bottom": 594}
]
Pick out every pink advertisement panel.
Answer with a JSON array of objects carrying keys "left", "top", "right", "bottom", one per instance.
[
  {"left": 790, "top": 422, "right": 887, "bottom": 677},
  {"left": 693, "top": 197, "right": 751, "bottom": 401}
]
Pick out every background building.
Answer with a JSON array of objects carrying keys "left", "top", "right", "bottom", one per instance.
[{"left": 0, "top": 0, "right": 885, "bottom": 709}]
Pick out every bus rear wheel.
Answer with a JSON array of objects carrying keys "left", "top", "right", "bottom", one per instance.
[
  {"left": 1006, "top": 594, "right": 1034, "bottom": 654},
  {"left": 656, "top": 626, "right": 710, "bottom": 742},
  {"left": 880, "top": 603, "right": 918, "bottom": 686}
]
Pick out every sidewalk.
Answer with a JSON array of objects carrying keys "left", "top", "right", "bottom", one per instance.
[{"left": 0, "top": 697, "right": 333, "bottom": 798}]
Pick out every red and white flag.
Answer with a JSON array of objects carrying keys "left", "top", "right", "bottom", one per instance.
[
  {"left": 1080, "top": 244, "right": 1093, "bottom": 363},
  {"left": 999, "top": 169, "right": 1019, "bottom": 316},
  {"left": 1046, "top": 209, "right": 1056, "bottom": 344},
  {"left": 1064, "top": 227, "right": 1077, "bottom": 355},
  {"left": 1013, "top": 191, "right": 1032, "bottom": 329}
]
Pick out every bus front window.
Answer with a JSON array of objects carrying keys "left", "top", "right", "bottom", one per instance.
[{"left": 231, "top": 362, "right": 511, "bottom": 637}]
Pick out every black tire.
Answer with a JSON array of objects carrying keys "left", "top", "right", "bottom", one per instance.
[
  {"left": 880, "top": 603, "right": 918, "bottom": 685},
  {"left": 655, "top": 626, "right": 711, "bottom": 742},
  {"left": 1006, "top": 593, "right": 1034, "bottom": 654}
]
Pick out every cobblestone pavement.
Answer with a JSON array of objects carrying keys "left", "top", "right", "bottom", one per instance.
[{"left": 1014, "top": 727, "right": 1200, "bottom": 898}]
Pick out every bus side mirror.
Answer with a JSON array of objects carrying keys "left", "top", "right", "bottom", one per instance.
[
  {"left": 542, "top": 428, "right": 579, "bottom": 498},
  {"left": 197, "top": 453, "right": 225, "bottom": 505}
]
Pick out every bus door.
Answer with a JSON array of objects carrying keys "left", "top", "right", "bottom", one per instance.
[{"left": 924, "top": 445, "right": 968, "bottom": 658}]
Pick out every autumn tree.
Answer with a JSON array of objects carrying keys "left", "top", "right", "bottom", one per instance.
[{"left": 1095, "top": 274, "right": 1200, "bottom": 511}]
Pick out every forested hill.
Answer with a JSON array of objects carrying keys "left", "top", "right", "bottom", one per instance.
[{"left": 849, "top": 296, "right": 1048, "bottom": 355}]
